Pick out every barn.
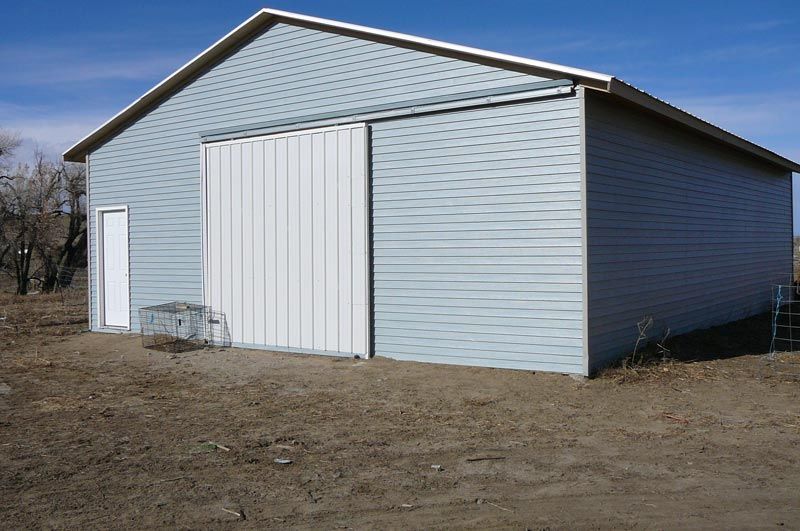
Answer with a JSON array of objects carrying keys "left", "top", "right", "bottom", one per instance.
[{"left": 63, "top": 8, "right": 800, "bottom": 375}]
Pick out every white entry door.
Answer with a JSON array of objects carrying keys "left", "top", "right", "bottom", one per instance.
[
  {"left": 99, "top": 208, "right": 130, "bottom": 328},
  {"left": 203, "top": 123, "right": 369, "bottom": 356}
]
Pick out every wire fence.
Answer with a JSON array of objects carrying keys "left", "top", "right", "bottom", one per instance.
[
  {"left": 52, "top": 267, "right": 88, "bottom": 305},
  {"left": 0, "top": 265, "right": 87, "bottom": 297},
  {"left": 770, "top": 283, "right": 800, "bottom": 355}
]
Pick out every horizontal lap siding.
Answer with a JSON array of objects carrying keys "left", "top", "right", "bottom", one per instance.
[
  {"left": 88, "top": 22, "right": 546, "bottom": 330},
  {"left": 585, "top": 93, "right": 792, "bottom": 370},
  {"left": 371, "top": 96, "right": 585, "bottom": 373}
]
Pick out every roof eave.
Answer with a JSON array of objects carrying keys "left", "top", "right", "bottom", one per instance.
[
  {"left": 63, "top": 9, "right": 275, "bottom": 162},
  {"left": 63, "top": 8, "right": 613, "bottom": 162},
  {"left": 261, "top": 8, "right": 612, "bottom": 85},
  {"left": 63, "top": 8, "right": 800, "bottom": 174},
  {"left": 604, "top": 78, "right": 800, "bottom": 173}
]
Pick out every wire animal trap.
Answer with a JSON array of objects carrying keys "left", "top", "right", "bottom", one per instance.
[
  {"left": 770, "top": 284, "right": 800, "bottom": 355},
  {"left": 139, "top": 302, "right": 230, "bottom": 352},
  {"left": 204, "top": 308, "right": 232, "bottom": 348}
]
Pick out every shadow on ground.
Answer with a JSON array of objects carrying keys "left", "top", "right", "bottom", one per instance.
[
  {"left": 598, "top": 311, "right": 800, "bottom": 383},
  {"left": 657, "top": 312, "right": 774, "bottom": 363}
]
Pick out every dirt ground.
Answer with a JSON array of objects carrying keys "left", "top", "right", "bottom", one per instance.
[{"left": 1, "top": 293, "right": 799, "bottom": 529}]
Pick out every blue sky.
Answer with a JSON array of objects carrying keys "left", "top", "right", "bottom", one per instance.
[{"left": 2, "top": 0, "right": 798, "bottom": 222}]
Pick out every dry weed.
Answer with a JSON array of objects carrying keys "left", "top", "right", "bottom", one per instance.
[{"left": 0, "top": 291, "right": 87, "bottom": 347}]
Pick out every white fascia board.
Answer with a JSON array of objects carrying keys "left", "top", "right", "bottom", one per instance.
[{"left": 262, "top": 8, "right": 613, "bottom": 84}]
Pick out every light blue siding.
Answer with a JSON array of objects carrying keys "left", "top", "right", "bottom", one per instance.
[
  {"left": 88, "top": 22, "right": 548, "bottom": 331},
  {"left": 585, "top": 93, "right": 792, "bottom": 371},
  {"left": 371, "top": 96, "right": 585, "bottom": 373},
  {"left": 86, "top": 17, "right": 791, "bottom": 376}
]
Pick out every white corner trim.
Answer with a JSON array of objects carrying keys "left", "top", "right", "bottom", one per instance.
[
  {"left": 200, "top": 142, "right": 209, "bottom": 311},
  {"left": 577, "top": 86, "right": 591, "bottom": 376},
  {"left": 85, "top": 153, "right": 92, "bottom": 329}
]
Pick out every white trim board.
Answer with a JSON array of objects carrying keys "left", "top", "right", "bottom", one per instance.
[
  {"left": 203, "top": 122, "right": 369, "bottom": 147},
  {"left": 578, "top": 86, "right": 591, "bottom": 377},
  {"left": 200, "top": 82, "right": 574, "bottom": 143},
  {"left": 85, "top": 153, "right": 92, "bottom": 329}
]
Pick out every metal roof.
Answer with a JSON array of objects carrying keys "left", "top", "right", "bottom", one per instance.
[{"left": 63, "top": 8, "right": 800, "bottom": 172}]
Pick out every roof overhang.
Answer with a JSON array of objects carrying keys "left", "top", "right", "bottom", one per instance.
[
  {"left": 604, "top": 79, "right": 800, "bottom": 172},
  {"left": 63, "top": 8, "right": 800, "bottom": 173}
]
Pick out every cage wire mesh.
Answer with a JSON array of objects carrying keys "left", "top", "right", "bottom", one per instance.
[
  {"left": 770, "top": 283, "right": 800, "bottom": 356},
  {"left": 139, "top": 302, "right": 230, "bottom": 352}
]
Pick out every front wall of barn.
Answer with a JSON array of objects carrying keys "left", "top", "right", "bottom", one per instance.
[
  {"left": 585, "top": 92, "right": 792, "bottom": 371},
  {"left": 88, "top": 21, "right": 587, "bottom": 372}
]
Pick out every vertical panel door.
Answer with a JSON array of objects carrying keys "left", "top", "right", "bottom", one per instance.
[{"left": 204, "top": 124, "right": 369, "bottom": 357}]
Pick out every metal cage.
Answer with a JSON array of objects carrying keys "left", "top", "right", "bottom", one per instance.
[{"left": 138, "top": 302, "right": 230, "bottom": 352}]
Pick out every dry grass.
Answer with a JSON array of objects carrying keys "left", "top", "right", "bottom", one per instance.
[
  {"left": 0, "top": 288, "right": 793, "bottom": 384},
  {"left": 2, "top": 315, "right": 800, "bottom": 528},
  {"left": 605, "top": 351, "right": 800, "bottom": 384},
  {"left": 599, "top": 311, "right": 800, "bottom": 383},
  {"left": 0, "top": 290, "right": 87, "bottom": 345},
  {"left": 1, "top": 292, "right": 800, "bottom": 528}
]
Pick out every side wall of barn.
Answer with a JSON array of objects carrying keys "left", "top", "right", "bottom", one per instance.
[{"left": 585, "top": 91, "right": 792, "bottom": 371}]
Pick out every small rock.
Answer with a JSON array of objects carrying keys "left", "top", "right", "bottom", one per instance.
[
  {"left": 274, "top": 458, "right": 293, "bottom": 465},
  {"left": 431, "top": 464, "right": 443, "bottom": 471},
  {"left": 0, "top": 383, "right": 10, "bottom": 395}
]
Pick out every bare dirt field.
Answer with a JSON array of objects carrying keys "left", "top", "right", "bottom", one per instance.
[{"left": 1, "top": 293, "right": 799, "bottom": 529}]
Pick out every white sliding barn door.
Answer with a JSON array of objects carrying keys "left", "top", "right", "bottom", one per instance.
[{"left": 203, "top": 124, "right": 369, "bottom": 357}]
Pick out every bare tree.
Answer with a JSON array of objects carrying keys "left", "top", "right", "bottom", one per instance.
[
  {"left": 0, "top": 130, "right": 87, "bottom": 294},
  {"left": 0, "top": 151, "right": 63, "bottom": 294},
  {"left": 39, "top": 161, "right": 87, "bottom": 290},
  {"left": 0, "top": 130, "right": 21, "bottom": 171},
  {"left": 0, "top": 129, "right": 21, "bottom": 270}
]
